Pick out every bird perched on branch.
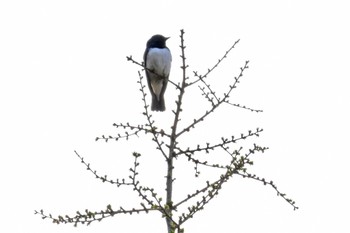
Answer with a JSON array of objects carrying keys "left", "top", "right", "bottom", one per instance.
[{"left": 144, "top": 34, "right": 172, "bottom": 112}]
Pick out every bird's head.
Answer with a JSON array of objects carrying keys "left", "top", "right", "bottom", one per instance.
[{"left": 147, "top": 34, "right": 170, "bottom": 48}]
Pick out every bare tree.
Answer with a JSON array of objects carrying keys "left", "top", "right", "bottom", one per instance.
[{"left": 36, "top": 29, "right": 298, "bottom": 233}]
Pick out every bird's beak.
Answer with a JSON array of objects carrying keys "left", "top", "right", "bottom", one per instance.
[{"left": 166, "top": 37, "right": 170, "bottom": 40}]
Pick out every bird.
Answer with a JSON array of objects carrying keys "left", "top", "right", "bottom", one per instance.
[{"left": 143, "top": 34, "right": 172, "bottom": 112}]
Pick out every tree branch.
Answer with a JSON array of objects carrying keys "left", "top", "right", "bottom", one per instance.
[
  {"left": 236, "top": 171, "right": 299, "bottom": 210},
  {"left": 175, "top": 128, "right": 263, "bottom": 156},
  {"left": 137, "top": 71, "right": 169, "bottom": 160},
  {"left": 74, "top": 150, "right": 133, "bottom": 186},
  {"left": 35, "top": 205, "right": 156, "bottom": 227},
  {"left": 164, "top": 29, "right": 189, "bottom": 233},
  {"left": 188, "top": 39, "right": 240, "bottom": 86},
  {"left": 96, "top": 122, "right": 171, "bottom": 142},
  {"left": 176, "top": 61, "right": 250, "bottom": 138},
  {"left": 224, "top": 101, "right": 263, "bottom": 113}
]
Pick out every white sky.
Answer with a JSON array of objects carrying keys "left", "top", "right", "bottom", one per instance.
[{"left": 1, "top": 0, "right": 350, "bottom": 232}]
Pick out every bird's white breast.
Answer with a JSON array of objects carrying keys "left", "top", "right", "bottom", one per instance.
[{"left": 146, "top": 48, "right": 172, "bottom": 77}]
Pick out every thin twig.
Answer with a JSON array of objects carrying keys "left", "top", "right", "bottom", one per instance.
[{"left": 188, "top": 39, "right": 240, "bottom": 86}]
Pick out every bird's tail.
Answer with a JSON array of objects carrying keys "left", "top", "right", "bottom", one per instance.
[{"left": 151, "top": 95, "right": 165, "bottom": 112}]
